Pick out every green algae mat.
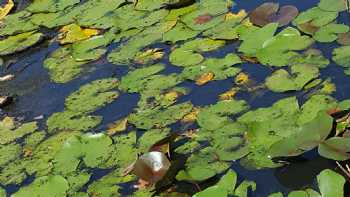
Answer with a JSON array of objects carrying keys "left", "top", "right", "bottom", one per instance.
[{"left": 0, "top": 0, "right": 350, "bottom": 196}]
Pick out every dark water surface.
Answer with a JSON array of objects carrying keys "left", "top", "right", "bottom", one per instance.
[{"left": 1, "top": 0, "right": 350, "bottom": 196}]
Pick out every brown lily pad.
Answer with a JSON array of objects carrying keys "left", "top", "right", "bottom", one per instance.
[
  {"left": 249, "top": 2, "right": 298, "bottom": 27},
  {"left": 337, "top": 32, "right": 350, "bottom": 45}
]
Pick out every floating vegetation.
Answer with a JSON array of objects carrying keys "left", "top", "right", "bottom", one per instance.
[{"left": 1, "top": 0, "right": 350, "bottom": 196}]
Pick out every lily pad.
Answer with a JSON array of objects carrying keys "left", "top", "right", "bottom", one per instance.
[
  {"left": 47, "top": 78, "right": 118, "bottom": 133},
  {"left": 203, "top": 11, "right": 247, "bottom": 40},
  {"left": 65, "top": 78, "right": 119, "bottom": 114},
  {"left": 332, "top": 45, "right": 350, "bottom": 75},
  {"left": 180, "top": 54, "right": 242, "bottom": 82},
  {"left": 239, "top": 23, "right": 278, "bottom": 56},
  {"left": 129, "top": 102, "right": 193, "bottom": 130},
  {"left": 293, "top": 7, "right": 338, "bottom": 33},
  {"left": 163, "top": 22, "right": 199, "bottom": 43},
  {"left": 249, "top": 3, "right": 298, "bottom": 27},
  {"left": 318, "top": 137, "right": 350, "bottom": 160},
  {"left": 44, "top": 46, "right": 87, "bottom": 83},
  {"left": 0, "top": 31, "right": 43, "bottom": 55},
  {"left": 318, "top": 0, "right": 348, "bottom": 12},
  {"left": 313, "top": 23, "right": 349, "bottom": 43},
  {"left": 26, "top": 0, "right": 80, "bottom": 13},
  {"left": 0, "top": 119, "right": 38, "bottom": 145},
  {"left": 12, "top": 175, "right": 69, "bottom": 197},
  {"left": 170, "top": 38, "right": 225, "bottom": 67},
  {"left": 238, "top": 97, "right": 300, "bottom": 169},
  {"left": 176, "top": 147, "right": 230, "bottom": 182},
  {"left": 265, "top": 64, "right": 319, "bottom": 92},
  {"left": 256, "top": 27, "right": 314, "bottom": 67},
  {"left": 269, "top": 111, "right": 333, "bottom": 158},
  {"left": 181, "top": 0, "right": 229, "bottom": 31},
  {"left": 53, "top": 133, "right": 114, "bottom": 174},
  {"left": 58, "top": 24, "right": 100, "bottom": 44},
  {"left": 317, "top": 169, "right": 345, "bottom": 197},
  {"left": 197, "top": 99, "right": 248, "bottom": 131},
  {"left": 0, "top": 11, "right": 38, "bottom": 36}
]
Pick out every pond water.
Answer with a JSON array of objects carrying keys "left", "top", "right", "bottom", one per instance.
[{"left": 0, "top": 0, "right": 350, "bottom": 196}]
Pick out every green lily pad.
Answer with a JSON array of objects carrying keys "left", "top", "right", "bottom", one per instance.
[
  {"left": 297, "top": 95, "right": 337, "bottom": 125},
  {"left": 108, "top": 21, "right": 174, "bottom": 65},
  {"left": 47, "top": 78, "right": 118, "bottom": 133},
  {"left": 65, "top": 78, "right": 119, "bottom": 114},
  {"left": 176, "top": 147, "right": 230, "bottom": 182},
  {"left": 318, "top": 137, "right": 350, "bottom": 160},
  {"left": 24, "top": 131, "right": 46, "bottom": 150},
  {"left": 238, "top": 97, "right": 300, "bottom": 169},
  {"left": 165, "top": 4, "right": 198, "bottom": 21},
  {"left": 197, "top": 99, "right": 249, "bottom": 131},
  {"left": 198, "top": 122, "right": 250, "bottom": 161},
  {"left": 0, "top": 31, "right": 43, "bottom": 55},
  {"left": 332, "top": 45, "right": 350, "bottom": 75},
  {"left": 134, "top": 0, "right": 170, "bottom": 11},
  {"left": 119, "top": 64, "right": 165, "bottom": 93},
  {"left": 137, "top": 128, "right": 170, "bottom": 153},
  {"left": 12, "top": 175, "right": 69, "bottom": 197},
  {"left": 193, "top": 169, "right": 256, "bottom": 197},
  {"left": 318, "top": 0, "right": 348, "bottom": 12},
  {"left": 53, "top": 133, "right": 114, "bottom": 174},
  {"left": 314, "top": 23, "right": 349, "bottom": 43},
  {"left": 0, "top": 119, "right": 38, "bottom": 145},
  {"left": 170, "top": 38, "right": 225, "bottom": 67},
  {"left": 26, "top": 0, "right": 80, "bottom": 13},
  {"left": 47, "top": 111, "right": 102, "bottom": 133},
  {"left": 181, "top": 0, "right": 229, "bottom": 31},
  {"left": 317, "top": 169, "right": 345, "bottom": 197},
  {"left": 66, "top": 172, "right": 91, "bottom": 194},
  {"left": 180, "top": 54, "right": 242, "bottom": 81},
  {"left": 238, "top": 23, "right": 278, "bottom": 56},
  {"left": 163, "top": 22, "right": 199, "bottom": 43},
  {"left": 269, "top": 111, "right": 333, "bottom": 158},
  {"left": 87, "top": 168, "right": 134, "bottom": 197},
  {"left": 0, "top": 143, "right": 21, "bottom": 167},
  {"left": 293, "top": 7, "right": 338, "bottom": 30},
  {"left": 0, "top": 11, "right": 38, "bottom": 36},
  {"left": 76, "top": 0, "right": 125, "bottom": 28},
  {"left": 103, "top": 131, "right": 137, "bottom": 168},
  {"left": 265, "top": 64, "right": 319, "bottom": 92},
  {"left": 289, "top": 49, "right": 329, "bottom": 68},
  {"left": 0, "top": 187, "right": 5, "bottom": 197},
  {"left": 71, "top": 30, "right": 116, "bottom": 61},
  {"left": 44, "top": 46, "right": 87, "bottom": 83},
  {"left": 129, "top": 102, "right": 193, "bottom": 130},
  {"left": 257, "top": 27, "right": 314, "bottom": 67}
]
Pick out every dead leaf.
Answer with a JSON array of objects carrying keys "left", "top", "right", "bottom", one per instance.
[
  {"left": 135, "top": 48, "right": 164, "bottom": 64},
  {"left": 195, "top": 72, "right": 214, "bottom": 85},
  {"left": 0, "top": 0, "right": 14, "bottom": 20},
  {"left": 235, "top": 72, "right": 249, "bottom": 85},
  {"left": 194, "top": 13, "right": 213, "bottom": 25},
  {"left": 225, "top": 10, "right": 247, "bottom": 21},
  {"left": 219, "top": 87, "right": 240, "bottom": 100},
  {"left": 23, "top": 148, "right": 33, "bottom": 157},
  {"left": 107, "top": 118, "right": 128, "bottom": 136},
  {"left": 181, "top": 108, "right": 199, "bottom": 123},
  {"left": 58, "top": 24, "right": 100, "bottom": 44}
]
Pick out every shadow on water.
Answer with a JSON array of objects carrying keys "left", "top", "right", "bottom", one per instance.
[{"left": 1, "top": 0, "right": 350, "bottom": 196}]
